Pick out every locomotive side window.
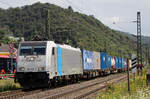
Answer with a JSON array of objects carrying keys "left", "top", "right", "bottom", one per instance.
[
  {"left": 52, "top": 47, "right": 55, "bottom": 55},
  {"left": 20, "top": 46, "right": 32, "bottom": 55}
]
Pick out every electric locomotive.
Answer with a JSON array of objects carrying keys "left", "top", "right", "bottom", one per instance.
[{"left": 15, "top": 41, "right": 83, "bottom": 88}]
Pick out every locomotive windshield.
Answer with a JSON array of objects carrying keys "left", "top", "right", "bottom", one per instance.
[
  {"left": 33, "top": 46, "right": 46, "bottom": 55},
  {"left": 20, "top": 46, "right": 32, "bottom": 55},
  {"left": 20, "top": 44, "right": 46, "bottom": 55}
]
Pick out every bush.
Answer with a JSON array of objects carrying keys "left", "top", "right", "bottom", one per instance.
[
  {"left": 0, "top": 79, "right": 21, "bottom": 92},
  {"left": 97, "top": 69, "right": 147, "bottom": 99}
]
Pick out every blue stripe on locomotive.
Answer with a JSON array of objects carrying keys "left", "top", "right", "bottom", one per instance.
[
  {"left": 57, "top": 44, "right": 62, "bottom": 76},
  {"left": 107, "top": 56, "right": 111, "bottom": 69},
  {"left": 115, "top": 57, "right": 119, "bottom": 69},
  {"left": 100, "top": 52, "right": 108, "bottom": 70},
  {"left": 82, "top": 49, "right": 94, "bottom": 70}
]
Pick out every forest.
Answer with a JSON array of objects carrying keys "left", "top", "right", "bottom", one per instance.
[{"left": 0, "top": 2, "right": 149, "bottom": 58}]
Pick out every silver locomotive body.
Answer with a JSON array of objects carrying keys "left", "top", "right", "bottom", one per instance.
[
  {"left": 15, "top": 41, "right": 49, "bottom": 88},
  {"left": 15, "top": 41, "right": 83, "bottom": 88}
]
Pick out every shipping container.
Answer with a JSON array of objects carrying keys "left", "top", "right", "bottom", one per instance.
[
  {"left": 107, "top": 56, "right": 111, "bottom": 69},
  {"left": 111, "top": 56, "right": 116, "bottom": 69},
  {"left": 121, "top": 58, "right": 125, "bottom": 69},
  {"left": 118, "top": 57, "right": 122, "bottom": 69},
  {"left": 115, "top": 57, "right": 119, "bottom": 69},
  {"left": 93, "top": 51, "right": 101, "bottom": 70},
  {"left": 100, "top": 52, "right": 107, "bottom": 70},
  {"left": 82, "top": 50, "right": 94, "bottom": 70}
]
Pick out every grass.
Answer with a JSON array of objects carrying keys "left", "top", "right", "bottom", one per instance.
[
  {"left": 0, "top": 79, "right": 21, "bottom": 92},
  {"left": 97, "top": 69, "right": 148, "bottom": 99}
]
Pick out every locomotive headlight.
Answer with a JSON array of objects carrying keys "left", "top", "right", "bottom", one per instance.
[
  {"left": 38, "top": 67, "right": 45, "bottom": 71},
  {"left": 19, "top": 67, "right": 25, "bottom": 71},
  {"left": 30, "top": 57, "right": 34, "bottom": 61}
]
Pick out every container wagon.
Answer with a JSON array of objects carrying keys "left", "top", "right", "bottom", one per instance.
[
  {"left": 111, "top": 56, "right": 116, "bottom": 73},
  {"left": 100, "top": 52, "right": 110, "bottom": 75}
]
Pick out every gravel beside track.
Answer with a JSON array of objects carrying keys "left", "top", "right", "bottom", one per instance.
[
  {"left": 47, "top": 74, "right": 127, "bottom": 99},
  {"left": 74, "top": 76, "right": 127, "bottom": 99},
  {"left": 0, "top": 89, "right": 42, "bottom": 99},
  {"left": 6, "top": 73, "right": 126, "bottom": 99},
  {"left": 0, "top": 90, "right": 22, "bottom": 97}
]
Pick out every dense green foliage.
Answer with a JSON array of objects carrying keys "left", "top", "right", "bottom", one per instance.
[
  {"left": 0, "top": 2, "right": 147, "bottom": 58},
  {"left": 98, "top": 69, "right": 147, "bottom": 99},
  {"left": 0, "top": 29, "right": 11, "bottom": 44}
]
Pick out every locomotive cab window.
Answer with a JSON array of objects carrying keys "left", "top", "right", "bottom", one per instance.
[
  {"left": 33, "top": 46, "right": 46, "bottom": 55},
  {"left": 20, "top": 44, "right": 46, "bottom": 55},
  {"left": 20, "top": 46, "right": 32, "bottom": 55}
]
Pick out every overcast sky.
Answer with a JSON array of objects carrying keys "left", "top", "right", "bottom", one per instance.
[{"left": 0, "top": 0, "right": 149, "bottom": 36}]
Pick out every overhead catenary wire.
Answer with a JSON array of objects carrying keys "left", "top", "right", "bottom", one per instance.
[
  {"left": 63, "top": 0, "right": 127, "bottom": 56},
  {"left": 112, "top": 19, "right": 137, "bottom": 33}
]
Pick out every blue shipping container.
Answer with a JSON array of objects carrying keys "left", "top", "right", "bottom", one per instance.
[
  {"left": 115, "top": 57, "right": 119, "bottom": 69},
  {"left": 101, "top": 52, "right": 108, "bottom": 70},
  {"left": 107, "top": 56, "right": 111, "bottom": 69},
  {"left": 118, "top": 57, "right": 122, "bottom": 69},
  {"left": 82, "top": 50, "right": 94, "bottom": 70}
]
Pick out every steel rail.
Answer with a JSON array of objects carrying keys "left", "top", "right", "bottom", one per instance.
[{"left": 45, "top": 74, "right": 126, "bottom": 99}]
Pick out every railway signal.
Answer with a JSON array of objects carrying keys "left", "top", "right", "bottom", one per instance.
[
  {"left": 131, "top": 54, "right": 137, "bottom": 74},
  {"left": 127, "top": 58, "right": 130, "bottom": 92}
]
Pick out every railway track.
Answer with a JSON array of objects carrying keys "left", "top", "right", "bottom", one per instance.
[
  {"left": 0, "top": 89, "right": 42, "bottom": 99},
  {"left": 45, "top": 74, "right": 127, "bottom": 99},
  {"left": 75, "top": 76, "right": 127, "bottom": 99},
  {"left": 0, "top": 73, "right": 126, "bottom": 99}
]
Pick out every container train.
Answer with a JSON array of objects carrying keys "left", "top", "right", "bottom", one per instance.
[{"left": 15, "top": 41, "right": 131, "bottom": 88}]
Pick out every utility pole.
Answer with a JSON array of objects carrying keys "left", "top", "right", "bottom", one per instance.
[
  {"left": 127, "top": 58, "right": 130, "bottom": 92},
  {"left": 104, "top": 40, "right": 107, "bottom": 53},
  {"left": 145, "top": 44, "right": 148, "bottom": 65},
  {"left": 146, "top": 46, "right": 150, "bottom": 64},
  {"left": 53, "top": 28, "right": 71, "bottom": 44},
  {"left": 109, "top": 46, "right": 111, "bottom": 55},
  {"left": 148, "top": 48, "right": 150, "bottom": 64},
  {"left": 136, "top": 12, "right": 142, "bottom": 75},
  {"left": 118, "top": 50, "right": 121, "bottom": 57},
  {"left": 45, "top": 9, "right": 52, "bottom": 40}
]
